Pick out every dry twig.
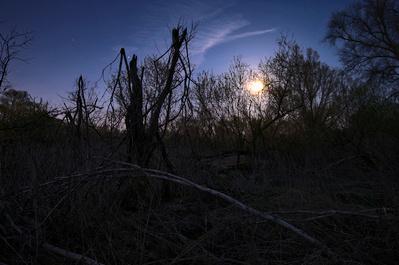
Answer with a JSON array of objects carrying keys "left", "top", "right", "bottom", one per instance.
[{"left": 43, "top": 243, "right": 105, "bottom": 265}]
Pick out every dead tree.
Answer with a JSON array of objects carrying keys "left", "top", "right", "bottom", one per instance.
[{"left": 109, "top": 26, "right": 193, "bottom": 171}]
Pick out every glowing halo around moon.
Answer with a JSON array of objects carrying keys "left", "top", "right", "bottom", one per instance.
[{"left": 246, "top": 79, "right": 265, "bottom": 95}]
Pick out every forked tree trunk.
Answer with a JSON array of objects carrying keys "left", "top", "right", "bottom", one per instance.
[{"left": 125, "top": 28, "right": 187, "bottom": 168}]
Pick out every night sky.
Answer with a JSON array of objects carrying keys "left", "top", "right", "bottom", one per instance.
[{"left": 2, "top": 0, "right": 353, "bottom": 103}]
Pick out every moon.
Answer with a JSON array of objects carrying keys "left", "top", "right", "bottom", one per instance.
[{"left": 247, "top": 80, "right": 264, "bottom": 95}]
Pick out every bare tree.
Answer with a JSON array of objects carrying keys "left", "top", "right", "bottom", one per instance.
[
  {"left": 260, "top": 38, "right": 350, "bottom": 136},
  {"left": 0, "top": 28, "right": 32, "bottom": 92},
  {"left": 326, "top": 0, "right": 399, "bottom": 95}
]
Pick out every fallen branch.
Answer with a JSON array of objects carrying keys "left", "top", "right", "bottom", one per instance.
[
  {"left": 142, "top": 168, "right": 325, "bottom": 247},
  {"left": 17, "top": 160, "right": 336, "bottom": 258},
  {"left": 43, "top": 243, "right": 105, "bottom": 265},
  {"left": 33, "top": 160, "right": 334, "bottom": 257}
]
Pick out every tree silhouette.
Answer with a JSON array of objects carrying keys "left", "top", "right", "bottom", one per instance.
[
  {"left": 326, "top": 0, "right": 399, "bottom": 96},
  {"left": 0, "top": 28, "right": 32, "bottom": 92}
]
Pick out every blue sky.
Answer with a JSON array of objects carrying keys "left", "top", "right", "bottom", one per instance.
[{"left": 1, "top": 0, "right": 353, "bottom": 104}]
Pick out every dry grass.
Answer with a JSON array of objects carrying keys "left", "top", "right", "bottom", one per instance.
[{"left": 0, "top": 136, "right": 398, "bottom": 265}]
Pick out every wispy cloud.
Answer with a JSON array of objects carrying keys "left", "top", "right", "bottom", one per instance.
[
  {"left": 185, "top": 2, "right": 276, "bottom": 62},
  {"left": 225, "top": 28, "right": 276, "bottom": 42},
  {"left": 193, "top": 19, "right": 250, "bottom": 54},
  {"left": 114, "top": 0, "right": 276, "bottom": 65},
  {"left": 193, "top": 26, "right": 275, "bottom": 55}
]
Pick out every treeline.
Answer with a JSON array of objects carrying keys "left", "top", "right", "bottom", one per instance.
[{"left": 1, "top": 37, "right": 398, "bottom": 170}]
